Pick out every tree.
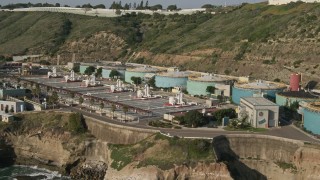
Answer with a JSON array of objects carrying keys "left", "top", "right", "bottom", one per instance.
[
  {"left": 148, "top": 76, "right": 156, "bottom": 88},
  {"left": 145, "top": 1, "right": 149, "bottom": 9},
  {"left": 201, "top": 4, "right": 215, "bottom": 9},
  {"left": 123, "top": 3, "right": 130, "bottom": 10},
  {"left": 95, "top": 67, "right": 102, "bottom": 78},
  {"left": 90, "top": 98, "right": 95, "bottom": 108},
  {"left": 10, "top": 107, "right": 14, "bottom": 113},
  {"left": 79, "top": 96, "right": 84, "bottom": 105},
  {"left": 213, "top": 108, "right": 237, "bottom": 124},
  {"left": 84, "top": 66, "right": 96, "bottom": 75},
  {"left": 111, "top": 104, "right": 116, "bottom": 119},
  {"left": 167, "top": 5, "right": 177, "bottom": 11},
  {"left": 206, "top": 86, "right": 215, "bottom": 94},
  {"left": 68, "top": 113, "right": 86, "bottom": 134},
  {"left": 131, "top": 76, "right": 142, "bottom": 85},
  {"left": 109, "top": 69, "right": 120, "bottom": 78},
  {"left": 115, "top": 9, "right": 122, "bottom": 15},
  {"left": 49, "top": 91, "right": 59, "bottom": 109},
  {"left": 55, "top": 3, "right": 60, "bottom": 7},
  {"left": 184, "top": 110, "right": 206, "bottom": 128},
  {"left": 100, "top": 102, "right": 104, "bottom": 110},
  {"left": 150, "top": 4, "right": 162, "bottom": 11},
  {"left": 72, "top": 65, "right": 80, "bottom": 73},
  {"left": 123, "top": 105, "right": 129, "bottom": 121},
  {"left": 5, "top": 106, "right": 9, "bottom": 113},
  {"left": 94, "top": 4, "right": 106, "bottom": 9},
  {"left": 70, "top": 92, "right": 75, "bottom": 99}
]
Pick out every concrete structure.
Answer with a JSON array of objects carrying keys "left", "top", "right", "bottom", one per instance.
[
  {"left": 269, "top": 0, "right": 320, "bottom": 5},
  {"left": 239, "top": 97, "right": 279, "bottom": 128},
  {"left": 302, "top": 102, "right": 320, "bottom": 135},
  {"left": 0, "top": 113, "right": 14, "bottom": 123},
  {"left": 0, "top": 99, "right": 25, "bottom": 113},
  {"left": 276, "top": 91, "right": 320, "bottom": 106},
  {"left": 187, "top": 74, "right": 230, "bottom": 96},
  {"left": 125, "top": 66, "right": 159, "bottom": 84},
  {"left": 232, "top": 80, "right": 287, "bottom": 105},
  {"left": 155, "top": 71, "right": 190, "bottom": 88}
]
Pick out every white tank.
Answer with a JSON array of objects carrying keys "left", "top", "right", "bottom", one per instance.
[
  {"left": 137, "top": 90, "right": 143, "bottom": 98},
  {"left": 110, "top": 85, "right": 115, "bottom": 92},
  {"left": 169, "top": 96, "right": 175, "bottom": 105},
  {"left": 64, "top": 75, "right": 69, "bottom": 82}
]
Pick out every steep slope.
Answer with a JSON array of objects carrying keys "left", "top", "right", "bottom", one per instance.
[{"left": 0, "top": 2, "right": 319, "bottom": 84}]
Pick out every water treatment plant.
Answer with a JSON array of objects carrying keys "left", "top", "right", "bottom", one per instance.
[{"left": 302, "top": 102, "right": 320, "bottom": 135}]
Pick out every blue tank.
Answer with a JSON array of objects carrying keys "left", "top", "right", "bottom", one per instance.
[
  {"left": 276, "top": 92, "right": 319, "bottom": 106},
  {"left": 232, "top": 86, "right": 283, "bottom": 105},
  {"left": 80, "top": 65, "right": 89, "bottom": 74},
  {"left": 155, "top": 76, "right": 188, "bottom": 88},
  {"left": 125, "top": 71, "right": 147, "bottom": 83},
  {"left": 102, "top": 69, "right": 125, "bottom": 79},
  {"left": 304, "top": 107, "right": 320, "bottom": 135},
  {"left": 187, "top": 80, "right": 215, "bottom": 95}
]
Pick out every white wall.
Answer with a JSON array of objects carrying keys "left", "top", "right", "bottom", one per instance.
[{"left": 269, "top": 0, "right": 320, "bottom": 5}]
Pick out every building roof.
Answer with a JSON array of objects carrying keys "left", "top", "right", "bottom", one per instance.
[
  {"left": 158, "top": 71, "right": 190, "bottom": 78},
  {"left": 189, "top": 74, "right": 229, "bottom": 82},
  {"left": 127, "top": 66, "right": 160, "bottom": 73},
  {"left": 235, "top": 80, "right": 287, "bottom": 90},
  {"left": 277, "top": 91, "right": 320, "bottom": 99},
  {"left": 241, "top": 97, "right": 278, "bottom": 106}
]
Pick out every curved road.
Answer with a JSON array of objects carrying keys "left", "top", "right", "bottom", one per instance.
[{"left": 65, "top": 105, "right": 320, "bottom": 144}]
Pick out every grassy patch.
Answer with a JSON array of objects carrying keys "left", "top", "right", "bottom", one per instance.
[
  {"left": 109, "top": 133, "right": 216, "bottom": 171},
  {"left": 275, "top": 161, "right": 297, "bottom": 172}
]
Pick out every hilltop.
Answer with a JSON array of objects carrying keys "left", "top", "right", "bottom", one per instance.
[{"left": 0, "top": 2, "right": 320, "bottom": 85}]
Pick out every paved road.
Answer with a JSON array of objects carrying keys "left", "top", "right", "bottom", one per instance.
[{"left": 64, "top": 105, "right": 320, "bottom": 144}]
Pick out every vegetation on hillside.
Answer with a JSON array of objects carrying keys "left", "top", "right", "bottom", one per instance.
[{"left": 109, "top": 133, "right": 216, "bottom": 171}]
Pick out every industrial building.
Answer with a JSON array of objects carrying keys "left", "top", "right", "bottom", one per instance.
[
  {"left": 0, "top": 88, "right": 30, "bottom": 99},
  {"left": 125, "top": 66, "right": 160, "bottom": 84},
  {"left": 0, "top": 97, "right": 25, "bottom": 113},
  {"left": 155, "top": 71, "right": 190, "bottom": 88},
  {"left": 187, "top": 74, "right": 231, "bottom": 96},
  {"left": 269, "top": 0, "right": 320, "bottom": 5},
  {"left": 302, "top": 102, "right": 320, "bottom": 135},
  {"left": 232, "top": 80, "right": 287, "bottom": 104},
  {"left": 238, "top": 97, "right": 279, "bottom": 128},
  {"left": 276, "top": 91, "right": 320, "bottom": 106}
]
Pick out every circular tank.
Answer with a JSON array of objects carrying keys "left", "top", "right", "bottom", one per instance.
[
  {"left": 187, "top": 75, "right": 229, "bottom": 96},
  {"left": 125, "top": 66, "right": 159, "bottom": 83},
  {"left": 80, "top": 65, "right": 89, "bottom": 74},
  {"left": 303, "top": 102, "right": 320, "bottom": 135},
  {"left": 276, "top": 91, "right": 319, "bottom": 106},
  {"left": 155, "top": 71, "right": 189, "bottom": 88},
  {"left": 290, "top": 73, "right": 301, "bottom": 91},
  {"left": 232, "top": 80, "right": 286, "bottom": 105},
  {"left": 102, "top": 67, "right": 125, "bottom": 79}
]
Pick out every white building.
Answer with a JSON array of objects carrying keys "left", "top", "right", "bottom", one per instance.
[
  {"left": 0, "top": 98, "right": 25, "bottom": 113},
  {"left": 238, "top": 97, "right": 279, "bottom": 128},
  {"left": 269, "top": 0, "right": 320, "bottom": 5}
]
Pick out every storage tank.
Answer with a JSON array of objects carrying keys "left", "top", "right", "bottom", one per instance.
[
  {"left": 232, "top": 80, "right": 286, "bottom": 105},
  {"left": 155, "top": 71, "right": 190, "bottom": 88},
  {"left": 276, "top": 91, "right": 320, "bottom": 106},
  {"left": 101, "top": 66, "right": 126, "bottom": 79},
  {"left": 290, "top": 73, "right": 301, "bottom": 91},
  {"left": 303, "top": 102, "right": 320, "bottom": 135},
  {"left": 125, "top": 66, "right": 159, "bottom": 83},
  {"left": 187, "top": 74, "right": 229, "bottom": 96}
]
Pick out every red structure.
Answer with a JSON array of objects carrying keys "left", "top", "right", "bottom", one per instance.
[{"left": 289, "top": 73, "right": 301, "bottom": 91}]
